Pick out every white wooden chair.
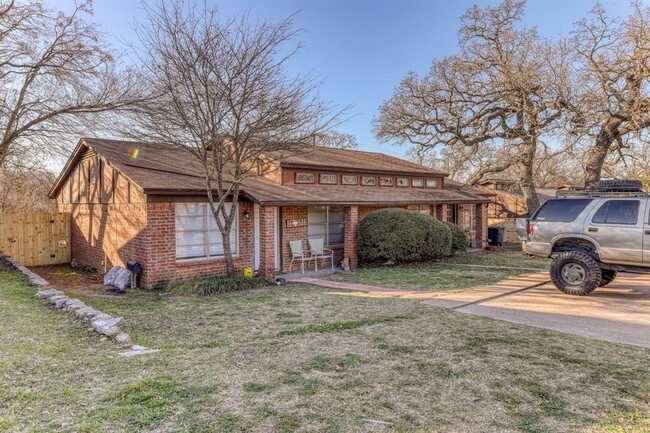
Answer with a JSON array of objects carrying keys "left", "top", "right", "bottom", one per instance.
[
  {"left": 308, "top": 238, "right": 334, "bottom": 271},
  {"left": 289, "top": 240, "right": 314, "bottom": 274}
]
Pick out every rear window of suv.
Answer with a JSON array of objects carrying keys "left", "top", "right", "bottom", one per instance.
[{"left": 532, "top": 198, "right": 593, "bottom": 222}]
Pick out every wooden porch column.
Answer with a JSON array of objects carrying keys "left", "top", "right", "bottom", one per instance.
[{"left": 344, "top": 205, "right": 359, "bottom": 269}]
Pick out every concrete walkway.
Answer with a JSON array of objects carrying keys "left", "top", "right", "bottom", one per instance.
[{"left": 293, "top": 272, "right": 650, "bottom": 349}]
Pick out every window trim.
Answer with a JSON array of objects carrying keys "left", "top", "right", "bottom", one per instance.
[
  {"left": 307, "top": 205, "right": 344, "bottom": 247},
  {"left": 175, "top": 202, "right": 239, "bottom": 261}
]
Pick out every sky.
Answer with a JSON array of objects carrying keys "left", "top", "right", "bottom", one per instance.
[{"left": 79, "top": 0, "right": 633, "bottom": 159}]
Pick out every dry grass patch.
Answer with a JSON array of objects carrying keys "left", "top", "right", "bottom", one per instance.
[{"left": 1, "top": 265, "right": 648, "bottom": 432}]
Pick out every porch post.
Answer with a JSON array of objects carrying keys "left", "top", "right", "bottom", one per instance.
[
  {"left": 344, "top": 206, "right": 359, "bottom": 269},
  {"left": 476, "top": 203, "right": 487, "bottom": 248},
  {"left": 258, "top": 205, "right": 277, "bottom": 279}
]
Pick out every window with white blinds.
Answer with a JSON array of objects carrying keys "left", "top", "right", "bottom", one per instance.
[
  {"left": 175, "top": 203, "right": 238, "bottom": 260},
  {"left": 307, "top": 206, "right": 344, "bottom": 246}
]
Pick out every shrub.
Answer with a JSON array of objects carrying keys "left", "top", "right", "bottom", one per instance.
[
  {"left": 357, "top": 208, "right": 452, "bottom": 264},
  {"left": 444, "top": 221, "right": 468, "bottom": 252},
  {"left": 166, "top": 275, "right": 273, "bottom": 296}
]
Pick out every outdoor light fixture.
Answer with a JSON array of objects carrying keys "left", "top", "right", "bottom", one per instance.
[{"left": 243, "top": 210, "right": 250, "bottom": 219}]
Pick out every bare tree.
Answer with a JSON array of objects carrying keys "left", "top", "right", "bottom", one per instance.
[
  {"left": 568, "top": 1, "right": 650, "bottom": 187},
  {"left": 313, "top": 131, "right": 358, "bottom": 149},
  {"left": 132, "top": 0, "right": 340, "bottom": 274},
  {"left": 0, "top": 165, "right": 56, "bottom": 213},
  {"left": 0, "top": 0, "right": 142, "bottom": 169},
  {"left": 374, "top": 0, "right": 570, "bottom": 213}
]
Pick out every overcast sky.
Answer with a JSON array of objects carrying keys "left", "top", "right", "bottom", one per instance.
[{"left": 82, "top": 0, "right": 631, "bottom": 158}]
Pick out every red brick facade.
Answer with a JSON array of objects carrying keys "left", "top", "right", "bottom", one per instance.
[{"left": 51, "top": 139, "right": 489, "bottom": 288}]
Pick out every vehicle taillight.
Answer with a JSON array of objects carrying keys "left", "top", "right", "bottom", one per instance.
[{"left": 527, "top": 221, "right": 533, "bottom": 237}]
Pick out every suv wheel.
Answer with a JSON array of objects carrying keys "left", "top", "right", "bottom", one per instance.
[
  {"left": 598, "top": 269, "right": 618, "bottom": 287},
  {"left": 550, "top": 251, "right": 602, "bottom": 295}
]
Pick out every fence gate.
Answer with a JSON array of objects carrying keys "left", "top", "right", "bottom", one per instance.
[{"left": 0, "top": 212, "right": 71, "bottom": 267}]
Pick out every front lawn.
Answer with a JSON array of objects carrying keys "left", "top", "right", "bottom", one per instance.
[
  {"left": 1, "top": 260, "right": 648, "bottom": 432},
  {"left": 325, "top": 247, "right": 552, "bottom": 291}
]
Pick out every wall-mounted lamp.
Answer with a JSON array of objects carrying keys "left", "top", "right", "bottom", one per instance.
[{"left": 243, "top": 210, "right": 250, "bottom": 219}]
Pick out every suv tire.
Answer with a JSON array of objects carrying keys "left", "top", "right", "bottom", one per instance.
[
  {"left": 550, "top": 251, "right": 602, "bottom": 295},
  {"left": 598, "top": 269, "right": 618, "bottom": 287}
]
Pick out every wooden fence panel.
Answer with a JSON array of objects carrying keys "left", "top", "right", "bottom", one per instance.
[{"left": 0, "top": 212, "right": 71, "bottom": 267}]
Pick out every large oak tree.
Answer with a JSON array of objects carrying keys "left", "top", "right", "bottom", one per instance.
[{"left": 374, "top": 0, "right": 569, "bottom": 213}]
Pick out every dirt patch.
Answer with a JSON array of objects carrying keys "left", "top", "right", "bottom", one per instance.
[{"left": 29, "top": 264, "right": 109, "bottom": 297}]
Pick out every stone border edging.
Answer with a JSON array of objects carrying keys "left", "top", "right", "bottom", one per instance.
[{"left": 1, "top": 255, "right": 156, "bottom": 355}]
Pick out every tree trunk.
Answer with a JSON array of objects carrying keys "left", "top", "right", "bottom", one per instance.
[
  {"left": 519, "top": 140, "right": 540, "bottom": 215},
  {"left": 583, "top": 119, "right": 622, "bottom": 188}
]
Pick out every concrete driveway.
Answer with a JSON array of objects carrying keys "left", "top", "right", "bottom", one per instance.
[{"left": 422, "top": 272, "right": 650, "bottom": 349}]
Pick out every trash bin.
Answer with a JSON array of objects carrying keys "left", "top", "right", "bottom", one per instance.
[{"left": 488, "top": 227, "right": 504, "bottom": 246}]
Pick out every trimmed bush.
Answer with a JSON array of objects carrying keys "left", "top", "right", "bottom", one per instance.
[
  {"left": 166, "top": 275, "right": 273, "bottom": 296},
  {"left": 444, "top": 221, "right": 468, "bottom": 252},
  {"left": 357, "top": 208, "right": 452, "bottom": 264}
]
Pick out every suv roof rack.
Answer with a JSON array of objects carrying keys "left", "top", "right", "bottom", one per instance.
[{"left": 556, "top": 190, "right": 650, "bottom": 198}]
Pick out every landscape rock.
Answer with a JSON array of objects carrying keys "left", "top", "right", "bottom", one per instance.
[
  {"left": 92, "top": 313, "right": 112, "bottom": 322},
  {"left": 54, "top": 297, "right": 70, "bottom": 309},
  {"left": 91, "top": 317, "right": 124, "bottom": 336},
  {"left": 45, "top": 295, "right": 67, "bottom": 305},
  {"left": 114, "top": 332, "right": 132, "bottom": 348},
  {"left": 36, "top": 289, "right": 64, "bottom": 299},
  {"left": 63, "top": 299, "right": 86, "bottom": 311},
  {"left": 74, "top": 306, "right": 100, "bottom": 320}
]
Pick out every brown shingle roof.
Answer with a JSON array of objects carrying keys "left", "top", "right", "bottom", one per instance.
[
  {"left": 272, "top": 147, "right": 449, "bottom": 176},
  {"left": 49, "top": 138, "right": 488, "bottom": 205}
]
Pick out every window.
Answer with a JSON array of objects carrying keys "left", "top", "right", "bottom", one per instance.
[
  {"left": 308, "top": 206, "right": 344, "bottom": 246},
  {"left": 592, "top": 200, "right": 639, "bottom": 225},
  {"left": 175, "top": 203, "right": 238, "bottom": 260},
  {"left": 407, "top": 205, "right": 431, "bottom": 215},
  {"left": 426, "top": 179, "right": 438, "bottom": 188},
  {"left": 533, "top": 199, "right": 593, "bottom": 222}
]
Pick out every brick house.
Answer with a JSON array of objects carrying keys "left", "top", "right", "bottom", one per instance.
[{"left": 49, "top": 138, "right": 491, "bottom": 288}]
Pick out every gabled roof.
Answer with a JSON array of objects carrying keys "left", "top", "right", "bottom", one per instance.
[
  {"left": 49, "top": 138, "right": 488, "bottom": 205},
  {"left": 271, "top": 147, "right": 449, "bottom": 176}
]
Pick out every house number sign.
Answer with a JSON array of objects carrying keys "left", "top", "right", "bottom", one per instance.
[{"left": 286, "top": 218, "right": 308, "bottom": 228}]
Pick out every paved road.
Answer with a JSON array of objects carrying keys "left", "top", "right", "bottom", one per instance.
[{"left": 422, "top": 272, "right": 650, "bottom": 349}]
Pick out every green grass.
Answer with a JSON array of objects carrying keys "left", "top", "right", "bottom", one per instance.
[
  {"left": 326, "top": 246, "right": 552, "bottom": 291},
  {"left": 1, "top": 256, "right": 649, "bottom": 432}
]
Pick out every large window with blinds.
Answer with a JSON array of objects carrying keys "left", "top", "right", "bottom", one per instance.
[
  {"left": 175, "top": 203, "right": 238, "bottom": 260},
  {"left": 307, "top": 206, "right": 344, "bottom": 246}
]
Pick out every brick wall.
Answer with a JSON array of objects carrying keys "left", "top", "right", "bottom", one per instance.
[
  {"left": 61, "top": 200, "right": 256, "bottom": 289},
  {"left": 141, "top": 201, "right": 255, "bottom": 288}
]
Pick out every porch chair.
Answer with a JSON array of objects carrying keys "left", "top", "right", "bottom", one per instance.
[
  {"left": 308, "top": 238, "right": 334, "bottom": 271},
  {"left": 289, "top": 240, "right": 314, "bottom": 274}
]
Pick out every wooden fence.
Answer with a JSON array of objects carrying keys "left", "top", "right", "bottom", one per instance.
[{"left": 0, "top": 212, "right": 71, "bottom": 267}]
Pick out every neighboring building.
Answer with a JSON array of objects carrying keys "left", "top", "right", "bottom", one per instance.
[
  {"left": 49, "top": 138, "right": 491, "bottom": 288},
  {"left": 477, "top": 178, "right": 557, "bottom": 243}
]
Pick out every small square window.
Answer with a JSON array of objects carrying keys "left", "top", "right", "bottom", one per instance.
[
  {"left": 296, "top": 173, "right": 314, "bottom": 183},
  {"left": 342, "top": 175, "right": 358, "bottom": 185},
  {"left": 426, "top": 179, "right": 438, "bottom": 188},
  {"left": 397, "top": 178, "right": 409, "bottom": 187},
  {"left": 412, "top": 179, "right": 424, "bottom": 188},
  {"left": 361, "top": 176, "right": 376, "bottom": 186},
  {"left": 319, "top": 174, "right": 337, "bottom": 184},
  {"left": 379, "top": 177, "right": 393, "bottom": 186}
]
